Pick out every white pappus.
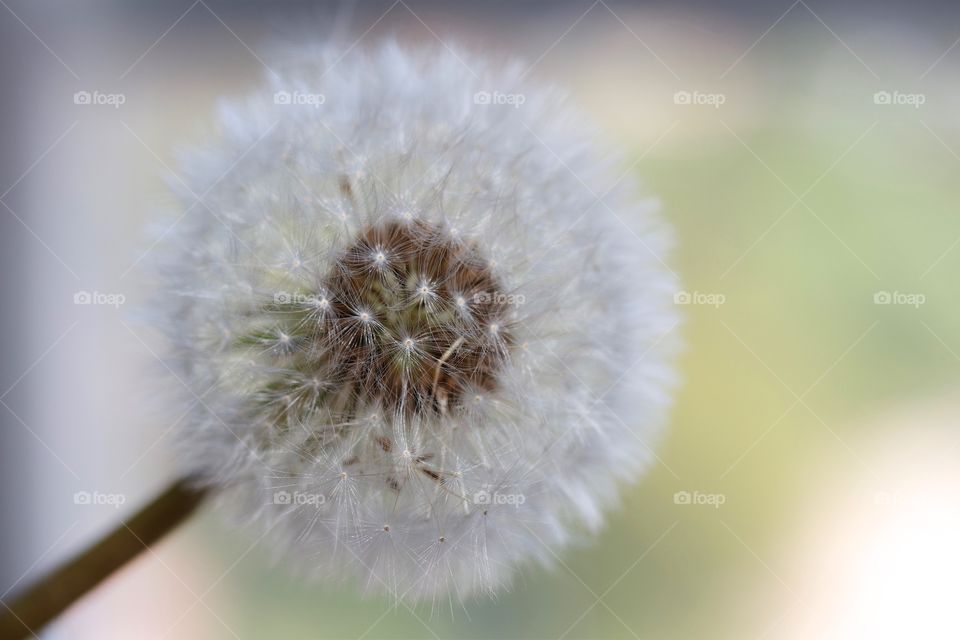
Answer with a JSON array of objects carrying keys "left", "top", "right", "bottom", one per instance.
[{"left": 152, "top": 41, "right": 680, "bottom": 602}]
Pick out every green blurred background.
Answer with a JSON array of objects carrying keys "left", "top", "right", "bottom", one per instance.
[{"left": 3, "top": 1, "right": 959, "bottom": 638}]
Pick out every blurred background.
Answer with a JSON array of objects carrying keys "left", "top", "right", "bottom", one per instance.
[{"left": 2, "top": 0, "right": 960, "bottom": 638}]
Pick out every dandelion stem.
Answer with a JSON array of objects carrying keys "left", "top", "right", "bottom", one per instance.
[{"left": 0, "top": 479, "right": 208, "bottom": 640}]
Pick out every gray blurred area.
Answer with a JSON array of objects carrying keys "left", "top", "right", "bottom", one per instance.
[{"left": 5, "top": 1, "right": 960, "bottom": 638}]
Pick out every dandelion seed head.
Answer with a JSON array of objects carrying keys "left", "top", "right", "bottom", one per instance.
[{"left": 154, "top": 41, "right": 680, "bottom": 602}]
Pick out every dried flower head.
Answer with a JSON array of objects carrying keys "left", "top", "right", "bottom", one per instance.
[{"left": 154, "top": 42, "right": 679, "bottom": 601}]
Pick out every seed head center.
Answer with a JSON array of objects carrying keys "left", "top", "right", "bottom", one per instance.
[{"left": 274, "top": 219, "right": 514, "bottom": 418}]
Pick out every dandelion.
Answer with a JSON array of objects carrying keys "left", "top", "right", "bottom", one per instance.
[
  {"left": 157, "top": 41, "right": 680, "bottom": 600},
  {"left": 0, "top": 41, "right": 678, "bottom": 635}
]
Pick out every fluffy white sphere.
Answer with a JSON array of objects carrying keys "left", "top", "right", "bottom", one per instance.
[{"left": 154, "top": 42, "right": 679, "bottom": 601}]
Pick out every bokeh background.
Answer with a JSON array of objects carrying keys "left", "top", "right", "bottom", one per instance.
[{"left": 3, "top": 0, "right": 960, "bottom": 638}]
